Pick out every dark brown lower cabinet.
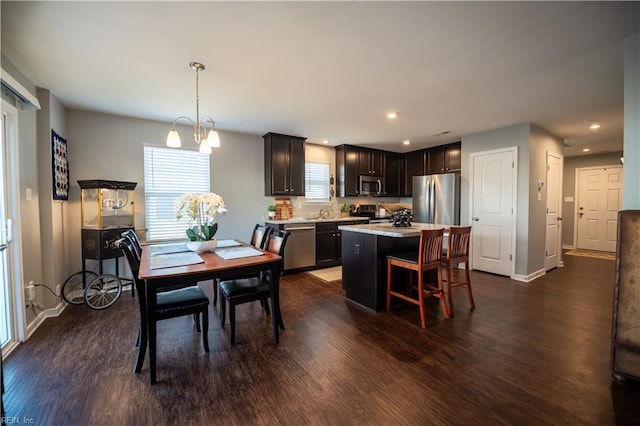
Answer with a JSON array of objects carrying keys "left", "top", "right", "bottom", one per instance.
[
  {"left": 316, "top": 222, "right": 340, "bottom": 267},
  {"left": 611, "top": 210, "right": 640, "bottom": 383},
  {"left": 316, "top": 221, "right": 365, "bottom": 268}
]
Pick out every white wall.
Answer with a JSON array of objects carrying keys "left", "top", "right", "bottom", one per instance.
[
  {"left": 461, "top": 124, "right": 531, "bottom": 276},
  {"left": 65, "top": 110, "right": 272, "bottom": 273},
  {"left": 623, "top": 33, "right": 640, "bottom": 209},
  {"left": 35, "top": 88, "right": 67, "bottom": 308}
]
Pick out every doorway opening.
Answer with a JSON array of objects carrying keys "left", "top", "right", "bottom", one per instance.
[{"left": 574, "top": 166, "right": 623, "bottom": 252}]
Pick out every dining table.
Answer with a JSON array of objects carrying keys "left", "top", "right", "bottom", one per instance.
[{"left": 138, "top": 239, "right": 283, "bottom": 384}]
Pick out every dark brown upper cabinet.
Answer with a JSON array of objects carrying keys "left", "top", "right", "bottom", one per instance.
[
  {"left": 428, "top": 142, "right": 461, "bottom": 174},
  {"left": 384, "top": 153, "right": 403, "bottom": 197},
  {"left": 358, "top": 148, "right": 384, "bottom": 176},
  {"left": 264, "top": 132, "right": 306, "bottom": 196},
  {"left": 403, "top": 142, "right": 461, "bottom": 195},
  {"left": 403, "top": 150, "right": 426, "bottom": 196},
  {"left": 335, "top": 144, "right": 360, "bottom": 197}
]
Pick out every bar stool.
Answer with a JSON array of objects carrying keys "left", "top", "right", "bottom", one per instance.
[
  {"left": 442, "top": 226, "right": 474, "bottom": 317},
  {"left": 386, "top": 228, "right": 450, "bottom": 329}
]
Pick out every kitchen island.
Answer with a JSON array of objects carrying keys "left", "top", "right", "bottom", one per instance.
[{"left": 338, "top": 223, "right": 446, "bottom": 312}]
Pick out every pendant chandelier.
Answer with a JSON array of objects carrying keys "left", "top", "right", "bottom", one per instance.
[{"left": 166, "top": 61, "right": 220, "bottom": 154}]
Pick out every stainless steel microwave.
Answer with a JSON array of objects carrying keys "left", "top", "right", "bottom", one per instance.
[{"left": 359, "top": 175, "right": 384, "bottom": 196}]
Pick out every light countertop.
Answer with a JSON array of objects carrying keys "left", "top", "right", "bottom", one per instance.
[
  {"left": 338, "top": 222, "right": 447, "bottom": 238},
  {"left": 265, "top": 217, "right": 369, "bottom": 225}
]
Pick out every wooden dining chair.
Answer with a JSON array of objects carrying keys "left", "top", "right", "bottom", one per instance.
[
  {"left": 218, "top": 228, "right": 289, "bottom": 345},
  {"left": 117, "top": 238, "right": 210, "bottom": 376},
  {"left": 442, "top": 226, "right": 474, "bottom": 317},
  {"left": 211, "top": 224, "right": 272, "bottom": 307},
  {"left": 386, "top": 228, "right": 450, "bottom": 329},
  {"left": 121, "top": 229, "right": 141, "bottom": 297}
]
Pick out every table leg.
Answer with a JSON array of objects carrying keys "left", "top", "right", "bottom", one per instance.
[
  {"left": 271, "top": 261, "right": 283, "bottom": 344},
  {"left": 134, "top": 280, "right": 148, "bottom": 373},
  {"left": 145, "top": 280, "right": 157, "bottom": 384}
]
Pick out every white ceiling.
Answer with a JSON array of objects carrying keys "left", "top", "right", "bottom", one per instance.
[{"left": 2, "top": 2, "right": 638, "bottom": 156}]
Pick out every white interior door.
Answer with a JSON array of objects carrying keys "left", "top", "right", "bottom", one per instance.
[
  {"left": 576, "top": 166, "right": 623, "bottom": 252},
  {"left": 471, "top": 147, "right": 515, "bottom": 276},
  {"left": 545, "top": 152, "right": 563, "bottom": 271},
  {"left": 1, "top": 110, "right": 14, "bottom": 350}
]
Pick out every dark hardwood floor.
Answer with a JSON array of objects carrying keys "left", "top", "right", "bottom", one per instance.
[{"left": 4, "top": 254, "right": 640, "bottom": 425}]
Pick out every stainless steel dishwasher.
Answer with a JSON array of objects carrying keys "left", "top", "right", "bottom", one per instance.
[{"left": 283, "top": 223, "right": 316, "bottom": 270}]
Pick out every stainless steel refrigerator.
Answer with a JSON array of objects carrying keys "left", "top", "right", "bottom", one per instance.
[{"left": 412, "top": 173, "right": 460, "bottom": 225}]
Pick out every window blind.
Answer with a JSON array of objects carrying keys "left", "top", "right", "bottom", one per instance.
[
  {"left": 143, "top": 146, "right": 210, "bottom": 241},
  {"left": 305, "top": 162, "right": 329, "bottom": 200}
]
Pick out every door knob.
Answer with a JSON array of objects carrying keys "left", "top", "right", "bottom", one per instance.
[{"left": 472, "top": 217, "right": 479, "bottom": 221}]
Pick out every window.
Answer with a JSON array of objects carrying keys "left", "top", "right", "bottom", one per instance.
[
  {"left": 144, "top": 145, "right": 210, "bottom": 241},
  {"left": 304, "top": 161, "right": 330, "bottom": 200}
]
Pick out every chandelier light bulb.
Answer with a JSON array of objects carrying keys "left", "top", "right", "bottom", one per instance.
[
  {"left": 166, "top": 129, "right": 181, "bottom": 148},
  {"left": 199, "top": 141, "right": 212, "bottom": 154},
  {"left": 207, "top": 129, "right": 221, "bottom": 148}
]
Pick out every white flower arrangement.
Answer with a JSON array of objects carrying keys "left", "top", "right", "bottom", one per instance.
[{"left": 175, "top": 192, "right": 227, "bottom": 241}]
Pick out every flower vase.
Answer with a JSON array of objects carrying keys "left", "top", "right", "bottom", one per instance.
[{"left": 187, "top": 239, "right": 218, "bottom": 253}]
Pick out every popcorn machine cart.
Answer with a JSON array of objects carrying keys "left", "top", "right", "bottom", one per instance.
[{"left": 77, "top": 179, "right": 136, "bottom": 308}]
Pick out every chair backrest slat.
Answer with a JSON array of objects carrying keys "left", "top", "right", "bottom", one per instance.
[
  {"left": 447, "top": 226, "right": 471, "bottom": 260},
  {"left": 419, "top": 228, "right": 445, "bottom": 266},
  {"left": 250, "top": 224, "right": 271, "bottom": 249}
]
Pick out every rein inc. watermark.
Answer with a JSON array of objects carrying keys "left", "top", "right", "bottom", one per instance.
[{"left": 1, "top": 417, "right": 36, "bottom": 424}]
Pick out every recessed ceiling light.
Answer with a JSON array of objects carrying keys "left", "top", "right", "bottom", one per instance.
[
  {"left": 585, "top": 120, "right": 601, "bottom": 130},
  {"left": 583, "top": 148, "right": 591, "bottom": 152},
  {"left": 386, "top": 112, "right": 398, "bottom": 120},
  {"left": 403, "top": 140, "right": 411, "bottom": 145},
  {"left": 322, "top": 139, "right": 329, "bottom": 144}
]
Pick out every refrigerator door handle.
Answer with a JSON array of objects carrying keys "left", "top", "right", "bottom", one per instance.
[{"left": 428, "top": 179, "right": 436, "bottom": 223}]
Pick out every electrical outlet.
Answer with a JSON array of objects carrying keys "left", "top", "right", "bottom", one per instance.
[{"left": 25, "top": 281, "right": 35, "bottom": 301}]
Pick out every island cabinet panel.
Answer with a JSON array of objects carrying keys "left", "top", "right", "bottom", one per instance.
[
  {"left": 264, "top": 132, "right": 306, "bottom": 196},
  {"left": 341, "top": 230, "right": 419, "bottom": 311}
]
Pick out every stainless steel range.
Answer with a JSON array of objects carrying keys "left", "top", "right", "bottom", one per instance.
[
  {"left": 350, "top": 204, "right": 393, "bottom": 224},
  {"left": 349, "top": 204, "right": 377, "bottom": 219}
]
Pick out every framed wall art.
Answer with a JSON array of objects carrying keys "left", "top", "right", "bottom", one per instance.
[{"left": 52, "top": 129, "right": 69, "bottom": 201}]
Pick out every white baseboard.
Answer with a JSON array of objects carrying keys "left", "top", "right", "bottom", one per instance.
[
  {"left": 25, "top": 301, "right": 66, "bottom": 340},
  {"left": 511, "top": 268, "right": 546, "bottom": 283}
]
